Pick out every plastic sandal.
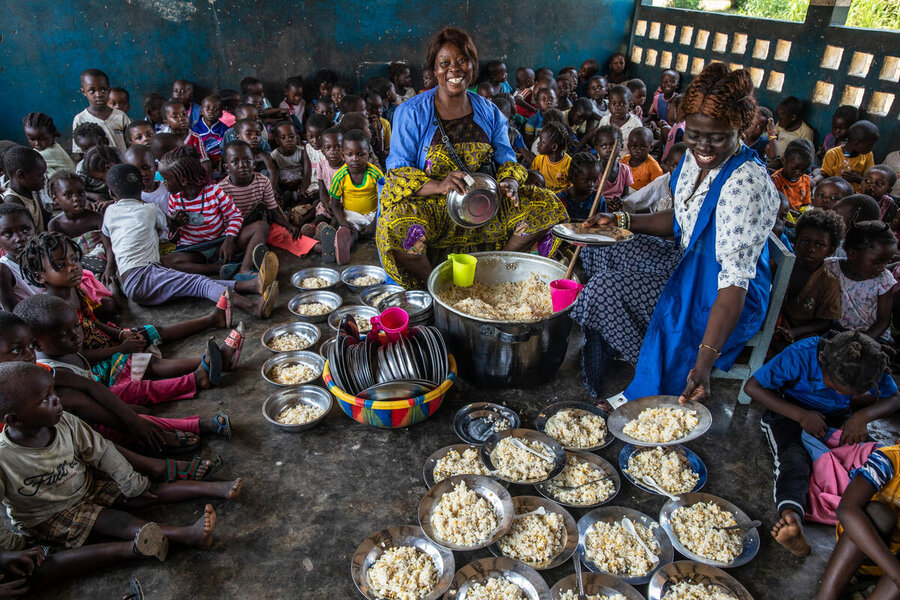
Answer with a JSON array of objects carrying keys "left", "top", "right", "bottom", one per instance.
[
  {"left": 219, "top": 262, "right": 242, "bottom": 280},
  {"left": 123, "top": 577, "right": 145, "bottom": 600},
  {"left": 251, "top": 243, "right": 270, "bottom": 271},
  {"left": 259, "top": 281, "right": 279, "bottom": 319},
  {"left": 335, "top": 226, "right": 352, "bottom": 266},
  {"left": 216, "top": 289, "right": 233, "bottom": 329},
  {"left": 258, "top": 250, "right": 279, "bottom": 291},
  {"left": 224, "top": 322, "right": 245, "bottom": 371},
  {"left": 234, "top": 271, "right": 258, "bottom": 282},
  {"left": 214, "top": 411, "right": 232, "bottom": 440},
  {"left": 132, "top": 523, "right": 168, "bottom": 562},
  {"left": 320, "top": 225, "right": 337, "bottom": 263},
  {"left": 201, "top": 338, "right": 223, "bottom": 385}
]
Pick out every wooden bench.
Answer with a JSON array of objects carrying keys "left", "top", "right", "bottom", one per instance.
[{"left": 711, "top": 232, "right": 795, "bottom": 404}]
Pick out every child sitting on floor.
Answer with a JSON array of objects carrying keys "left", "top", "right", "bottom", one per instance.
[
  {"left": 531, "top": 122, "right": 572, "bottom": 193},
  {"left": 773, "top": 209, "right": 845, "bottom": 351},
  {"left": 123, "top": 145, "right": 171, "bottom": 235},
  {"left": 524, "top": 88, "right": 557, "bottom": 148},
  {"left": 191, "top": 95, "right": 227, "bottom": 174},
  {"left": 219, "top": 141, "right": 297, "bottom": 237},
  {"left": 592, "top": 125, "right": 632, "bottom": 211},
  {"left": 280, "top": 76, "right": 307, "bottom": 131},
  {"left": 647, "top": 69, "right": 680, "bottom": 124},
  {"left": 746, "top": 331, "right": 900, "bottom": 557},
  {"left": 71, "top": 69, "right": 130, "bottom": 155},
  {"left": 826, "top": 220, "right": 896, "bottom": 341},
  {"left": 863, "top": 165, "right": 899, "bottom": 223},
  {"left": 311, "top": 126, "right": 345, "bottom": 227},
  {"left": 300, "top": 113, "right": 330, "bottom": 201},
  {"left": 557, "top": 152, "right": 601, "bottom": 221},
  {"left": 817, "top": 105, "right": 858, "bottom": 162},
  {"left": 161, "top": 100, "right": 209, "bottom": 165},
  {"left": 623, "top": 142, "right": 686, "bottom": 214},
  {"left": 585, "top": 75, "right": 609, "bottom": 117},
  {"left": 773, "top": 96, "right": 815, "bottom": 160},
  {"left": 600, "top": 86, "right": 642, "bottom": 156},
  {"left": 328, "top": 129, "right": 383, "bottom": 265},
  {"left": 143, "top": 92, "right": 166, "bottom": 133},
  {"left": 812, "top": 176, "right": 855, "bottom": 211},
  {"left": 0, "top": 361, "right": 241, "bottom": 552},
  {"left": 626, "top": 79, "right": 647, "bottom": 121},
  {"left": 46, "top": 171, "right": 106, "bottom": 276},
  {"left": 270, "top": 121, "right": 304, "bottom": 204},
  {"left": 773, "top": 139, "right": 814, "bottom": 214},
  {"left": 125, "top": 120, "right": 156, "bottom": 147},
  {"left": 22, "top": 113, "right": 75, "bottom": 179},
  {"left": 622, "top": 127, "right": 662, "bottom": 192},
  {"left": 818, "top": 120, "right": 879, "bottom": 193},
  {"left": 2, "top": 146, "right": 50, "bottom": 233}
]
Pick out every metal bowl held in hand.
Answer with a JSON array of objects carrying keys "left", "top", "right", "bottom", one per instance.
[
  {"left": 428, "top": 252, "right": 576, "bottom": 387},
  {"left": 446, "top": 173, "right": 500, "bottom": 228}
]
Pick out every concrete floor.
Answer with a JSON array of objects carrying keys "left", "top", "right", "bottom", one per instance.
[{"left": 33, "top": 242, "right": 900, "bottom": 600}]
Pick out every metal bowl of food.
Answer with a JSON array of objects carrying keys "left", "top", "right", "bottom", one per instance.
[
  {"left": 607, "top": 395, "right": 712, "bottom": 447},
  {"left": 318, "top": 337, "right": 336, "bottom": 360},
  {"left": 551, "top": 572, "right": 645, "bottom": 600},
  {"left": 648, "top": 561, "right": 754, "bottom": 600},
  {"left": 261, "top": 321, "right": 320, "bottom": 353},
  {"left": 481, "top": 428, "right": 567, "bottom": 485},
  {"left": 351, "top": 525, "right": 455, "bottom": 600},
  {"left": 535, "top": 401, "right": 612, "bottom": 452},
  {"left": 446, "top": 172, "right": 500, "bottom": 229},
  {"left": 291, "top": 267, "right": 341, "bottom": 292},
  {"left": 534, "top": 451, "right": 621, "bottom": 509},
  {"left": 443, "top": 557, "right": 551, "bottom": 600},
  {"left": 341, "top": 265, "right": 387, "bottom": 294},
  {"left": 360, "top": 284, "right": 405, "bottom": 309},
  {"left": 423, "top": 443, "right": 509, "bottom": 489},
  {"left": 619, "top": 444, "right": 707, "bottom": 497},
  {"left": 487, "top": 495, "right": 578, "bottom": 571},
  {"left": 261, "top": 385, "right": 332, "bottom": 432},
  {"left": 418, "top": 474, "right": 514, "bottom": 552},
  {"left": 260, "top": 350, "right": 326, "bottom": 387},
  {"left": 287, "top": 290, "right": 343, "bottom": 324},
  {"left": 327, "top": 305, "right": 380, "bottom": 335},
  {"left": 453, "top": 402, "right": 521, "bottom": 445}
]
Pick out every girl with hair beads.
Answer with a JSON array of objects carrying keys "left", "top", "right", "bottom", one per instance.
[
  {"left": 557, "top": 152, "right": 601, "bottom": 221},
  {"left": 22, "top": 112, "right": 75, "bottom": 178},
  {"left": 530, "top": 122, "right": 572, "bottom": 193},
  {"left": 746, "top": 332, "right": 900, "bottom": 558},
  {"left": 826, "top": 220, "right": 897, "bottom": 341},
  {"left": 591, "top": 125, "right": 632, "bottom": 211}
]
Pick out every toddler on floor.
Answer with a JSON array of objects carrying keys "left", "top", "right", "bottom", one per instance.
[
  {"left": 557, "top": 152, "right": 601, "bottom": 220},
  {"left": 46, "top": 171, "right": 107, "bottom": 276},
  {"left": 270, "top": 121, "right": 304, "bottom": 202},
  {"left": 622, "top": 127, "right": 662, "bottom": 191},
  {"left": 530, "top": 122, "right": 572, "bottom": 193}
]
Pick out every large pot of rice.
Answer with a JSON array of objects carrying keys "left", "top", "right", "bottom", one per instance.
[{"left": 427, "top": 251, "right": 576, "bottom": 387}]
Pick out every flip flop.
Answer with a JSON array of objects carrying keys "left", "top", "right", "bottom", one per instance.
[
  {"left": 124, "top": 577, "right": 145, "bottom": 600},
  {"left": 335, "top": 226, "right": 352, "bottom": 266},
  {"left": 216, "top": 289, "right": 233, "bottom": 329},
  {"left": 132, "top": 522, "right": 168, "bottom": 562},
  {"left": 258, "top": 251, "right": 279, "bottom": 292},
  {"left": 214, "top": 410, "right": 232, "bottom": 440},
  {"left": 300, "top": 223, "right": 317, "bottom": 238},
  {"left": 161, "top": 430, "right": 202, "bottom": 456},
  {"left": 234, "top": 271, "right": 258, "bottom": 282},
  {"left": 164, "top": 455, "right": 223, "bottom": 482},
  {"left": 251, "top": 243, "right": 270, "bottom": 271},
  {"left": 202, "top": 338, "right": 223, "bottom": 385},
  {"left": 224, "top": 322, "right": 245, "bottom": 371},
  {"left": 219, "top": 262, "right": 242, "bottom": 280},
  {"left": 320, "top": 225, "right": 337, "bottom": 263},
  {"left": 258, "top": 281, "right": 279, "bottom": 319}
]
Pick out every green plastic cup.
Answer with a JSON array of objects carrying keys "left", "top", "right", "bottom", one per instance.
[{"left": 448, "top": 254, "right": 477, "bottom": 287}]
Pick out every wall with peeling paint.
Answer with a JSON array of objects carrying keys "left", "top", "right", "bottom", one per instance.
[{"left": 0, "top": 0, "right": 635, "bottom": 141}]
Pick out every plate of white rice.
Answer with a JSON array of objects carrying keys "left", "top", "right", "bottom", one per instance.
[
  {"left": 648, "top": 561, "right": 754, "bottom": 600},
  {"left": 608, "top": 396, "right": 712, "bottom": 447},
  {"left": 418, "top": 475, "right": 513, "bottom": 552},
  {"left": 488, "top": 496, "right": 577, "bottom": 570},
  {"left": 443, "top": 557, "right": 551, "bottom": 600},
  {"left": 535, "top": 401, "right": 611, "bottom": 451}
]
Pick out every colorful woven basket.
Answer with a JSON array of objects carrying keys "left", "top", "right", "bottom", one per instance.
[{"left": 324, "top": 355, "right": 457, "bottom": 428}]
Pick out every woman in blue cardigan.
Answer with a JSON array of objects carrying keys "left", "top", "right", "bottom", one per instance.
[{"left": 375, "top": 27, "right": 566, "bottom": 289}]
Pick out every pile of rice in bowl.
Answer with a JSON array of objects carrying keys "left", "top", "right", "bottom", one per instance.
[
  {"left": 669, "top": 502, "right": 744, "bottom": 563},
  {"left": 438, "top": 274, "right": 553, "bottom": 321},
  {"left": 430, "top": 480, "right": 498, "bottom": 547},
  {"left": 662, "top": 582, "right": 738, "bottom": 600},
  {"left": 464, "top": 577, "right": 527, "bottom": 600},
  {"left": 544, "top": 409, "right": 607, "bottom": 449},
  {"left": 490, "top": 437, "right": 554, "bottom": 482},
  {"left": 541, "top": 455, "right": 615, "bottom": 506},
  {"left": 625, "top": 447, "right": 699, "bottom": 494},
  {"left": 584, "top": 520, "right": 660, "bottom": 577},
  {"left": 496, "top": 506, "right": 565, "bottom": 566},
  {"left": 622, "top": 407, "right": 699, "bottom": 443},
  {"left": 432, "top": 448, "right": 490, "bottom": 483},
  {"left": 365, "top": 546, "right": 437, "bottom": 600}
]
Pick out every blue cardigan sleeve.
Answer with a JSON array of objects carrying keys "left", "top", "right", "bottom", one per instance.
[{"left": 385, "top": 99, "right": 425, "bottom": 172}]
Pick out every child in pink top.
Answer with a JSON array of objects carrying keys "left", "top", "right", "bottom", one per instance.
[{"left": 592, "top": 125, "right": 632, "bottom": 211}]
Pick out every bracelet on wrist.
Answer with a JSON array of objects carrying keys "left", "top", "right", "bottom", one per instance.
[{"left": 698, "top": 343, "right": 722, "bottom": 358}]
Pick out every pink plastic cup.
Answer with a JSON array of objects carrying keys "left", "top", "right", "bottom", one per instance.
[
  {"left": 370, "top": 307, "right": 410, "bottom": 343},
  {"left": 550, "top": 279, "right": 585, "bottom": 312}
]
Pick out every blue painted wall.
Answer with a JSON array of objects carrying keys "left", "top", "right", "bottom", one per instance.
[{"left": 0, "top": 0, "right": 636, "bottom": 141}]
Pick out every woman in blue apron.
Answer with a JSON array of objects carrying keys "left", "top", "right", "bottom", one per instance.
[{"left": 572, "top": 62, "right": 781, "bottom": 404}]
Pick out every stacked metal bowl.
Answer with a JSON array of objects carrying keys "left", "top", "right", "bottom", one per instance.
[{"left": 374, "top": 290, "right": 434, "bottom": 327}]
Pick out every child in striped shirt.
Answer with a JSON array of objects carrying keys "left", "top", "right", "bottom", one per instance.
[{"left": 159, "top": 147, "right": 274, "bottom": 280}]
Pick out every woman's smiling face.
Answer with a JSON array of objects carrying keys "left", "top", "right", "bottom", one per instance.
[
  {"left": 683, "top": 114, "right": 739, "bottom": 171},
  {"left": 434, "top": 43, "right": 472, "bottom": 96}
]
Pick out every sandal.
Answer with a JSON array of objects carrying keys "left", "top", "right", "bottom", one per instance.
[
  {"left": 132, "top": 522, "right": 168, "bottom": 562},
  {"left": 219, "top": 262, "right": 242, "bottom": 280},
  {"left": 258, "top": 281, "right": 279, "bottom": 319},
  {"left": 159, "top": 430, "right": 202, "bottom": 457},
  {"left": 214, "top": 410, "right": 233, "bottom": 440},
  {"left": 251, "top": 243, "right": 270, "bottom": 271},
  {"left": 165, "top": 455, "right": 224, "bottom": 482},
  {"left": 234, "top": 271, "right": 258, "bottom": 282},
  {"left": 224, "top": 322, "right": 245, "bottom": 371},
  {"left": 335, "top": 226, "right": 352, "bottom": 266},
  {"left": 320, "top": 225, "right": 337, "bottom": 263},
  {"left": 124, "top": 577, "right": 145, "bottom": 600},
  {"left": 201, "top": 338, "right": 223, "bottom": 385},
  {"left": 216, "top": 289, "right": 233, "bottom": 329},
  {"left": 300, "top": 223, "right": 317, "bottom": 239},
  {"left": 258, "top": 250, "right": 279, "bottom": 291}
]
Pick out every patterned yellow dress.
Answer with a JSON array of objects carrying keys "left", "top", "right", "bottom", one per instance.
[{"left": 376, "top": 114, "right": 568, "bottom": 289}]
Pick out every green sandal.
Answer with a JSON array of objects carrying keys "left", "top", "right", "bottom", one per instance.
[{"left": 164, "top": 455, "right": 224, "bottom": 482}]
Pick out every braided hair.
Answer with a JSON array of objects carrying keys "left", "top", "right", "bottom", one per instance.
[
  {"left": 540, "top": 121, "right": 569, "bottom": 152},
  {"left": 157, "top": 146, "right": 209, "bottom": 189},
  {"left": 568, "top": 152, "right": 600, "bottom": 179},
  {"left": 678, "top": 62, "right": 757, "bottom": 133},
  {"left": 843, "top": 219, "right": 898, "bottom": 252},
  {"left": 82, "top": 145, "right": 121, "bottom": 174},
  {"left": 818, "top": 331, "right": 891, "bottom": 395},
  {"left": 18, "top": 231, "right": 82, "bottom": 286},
  {"left": 22, "top": 112, "right": 59, "bottom": 137}
]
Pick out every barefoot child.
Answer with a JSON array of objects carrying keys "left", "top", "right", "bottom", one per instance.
[
  {"left": 531, "top": 122, "right": 572, "bottom": 193},
  {"left": 745, "top": 331, "right": 900, "bottom": 557},
  {"left": 557, "top": 152, "right": 601, "bottom": 220},
  {"left": 622, "top": 127, "right": 662, "bottom": 191},
  {"left": 328, "top": 129, "right": 383, "bottom": 265},
  {"left": 71, "top": 69, "right": 130, "bottom": 154},
  {"left": 0, "top": 361, "right": 241, "bottom": 551},
  {"left": 2, "top": 146, "right": 49, "bottom": 233}
]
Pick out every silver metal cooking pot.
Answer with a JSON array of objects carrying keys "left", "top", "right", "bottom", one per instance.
[{"left": 427, "top": 252, "right": 576, "bottom": 387}]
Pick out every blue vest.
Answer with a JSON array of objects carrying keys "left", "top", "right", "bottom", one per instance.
[{"left": 624, "top": 145, "right": 772, "bottom": 399}]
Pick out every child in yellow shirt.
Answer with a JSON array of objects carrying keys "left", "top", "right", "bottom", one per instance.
[
  {"left": 817, "top": 120, "right": 879, "bottom": 193},
  {"left": 530, "top": 122, "right": 571, "bottom": 193}
]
